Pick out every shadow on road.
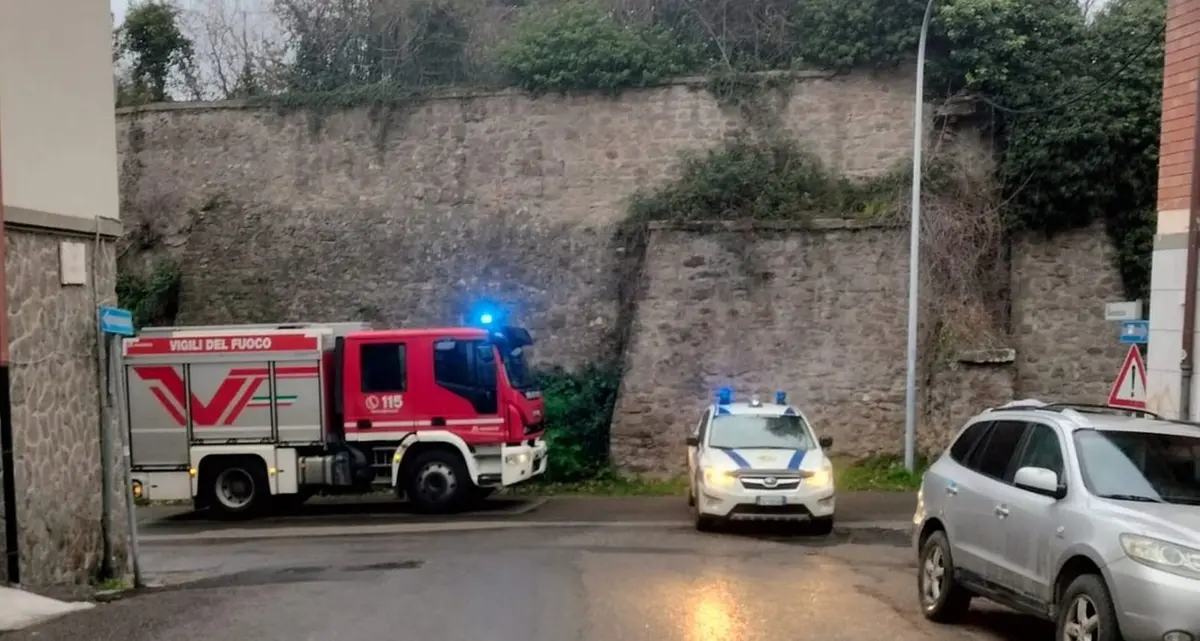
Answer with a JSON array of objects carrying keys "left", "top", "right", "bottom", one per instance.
[
  {"left": 960, "top": 608, "right": 1053, "bottom": 641},
  {"left": 152, "top": 497, "right": 536, "bottom": 524},
  {"left": 720, "top": 521, "right": 912, "bottom": 547}
]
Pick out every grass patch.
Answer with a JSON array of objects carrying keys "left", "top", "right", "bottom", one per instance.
[
  {"left": 93, "top": 577, "right": 130, "bottom": 592},
  {"left": 834, "top": 454, "right": 929, "bottom": 492},
  {"left": 509, "top": 455, "right": 929, "bottom": 497},
  {"left": 508, "top": 472, "right": 688, "bottom": 497}
]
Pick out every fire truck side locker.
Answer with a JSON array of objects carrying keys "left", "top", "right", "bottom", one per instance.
[{"left": 122, "top": 323, "right": 373, "bottom": 517}]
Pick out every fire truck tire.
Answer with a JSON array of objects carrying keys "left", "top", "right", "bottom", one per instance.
[
  {"left": 403, "top": 449, "right": 471, "bottom": 514},
  {"left": 202, "top": 458, "right": 269, "bottom": 520}
]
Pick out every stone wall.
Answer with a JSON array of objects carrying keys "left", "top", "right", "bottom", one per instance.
[
  {"left": 114, "top": 72, "right": 1129, "bottom": 477},
  {"left": 1011, "top": 225, "right": 1131, "bottom": 401},
  {"left": 116, "top": 71, "right": 922, "bottom": 369},
  {"left": 0, "top": 227, "right": 126, "bottom": 586},
  {"left": 611, "top": 221, "right": 1126, "bottom": 476}
]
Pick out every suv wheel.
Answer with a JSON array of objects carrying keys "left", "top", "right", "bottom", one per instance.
[
  {"left": 918, "top": 530, "right": 972, "bottom": 622},
  {"left": 1057, "top": 575, "right": 1119, "bottom": 641}
]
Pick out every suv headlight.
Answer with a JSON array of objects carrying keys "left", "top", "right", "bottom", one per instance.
[
  {"left": 1120, "top": 533, "right": 1200, "bottom": 580},
  {"left": 702, "top": 467, "right": 737, "bottom": 489},
  {"left": 804, "top": 459, "right": 834, "bottom": 487}
]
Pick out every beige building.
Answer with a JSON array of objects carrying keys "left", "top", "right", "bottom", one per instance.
[{"left": 0, "top": 0, "right": 127, "bottom": 585}]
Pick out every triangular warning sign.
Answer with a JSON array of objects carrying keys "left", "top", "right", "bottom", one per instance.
[{"left": 1107, "top": 345, "right": 1147, "bottom": 410}]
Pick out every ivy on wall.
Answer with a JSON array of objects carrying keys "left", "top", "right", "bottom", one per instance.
[
  {"left": 116, "top": 260, "right": 182, "bottom": 329},
  {"left": 494, "top": 0, "right": 1166, "bottom": 299}
]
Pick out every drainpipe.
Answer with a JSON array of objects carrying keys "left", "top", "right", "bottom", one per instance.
[
  {"left": 1179, "top": 72, "right": 1200, "bottom": 422},
  {"left": 0, "top": 109, "right": 18, "bottom": 584}
]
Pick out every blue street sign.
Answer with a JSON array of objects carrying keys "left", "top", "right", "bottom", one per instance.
[
  {"left": 1119, "top": 320, "right": 1149, "bottom": 345},
  {"left": 98, "top": 306, "right": 135, "bottom": 337}
]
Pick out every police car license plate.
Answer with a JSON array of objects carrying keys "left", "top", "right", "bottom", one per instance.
[{"left": 756, "top": 495, "right": 786, "bottom": 506}]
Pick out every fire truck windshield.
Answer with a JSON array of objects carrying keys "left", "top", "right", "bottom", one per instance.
[{"left": 501, "top": 346, "right": 535, "bottom": 390}]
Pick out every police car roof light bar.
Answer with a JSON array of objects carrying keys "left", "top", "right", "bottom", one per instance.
[
  {"left": 775, "top": 391, "right": 786, "bottom": 405},
  {"left": 717, "top": 388, "right": 733, "bottom": 405}
]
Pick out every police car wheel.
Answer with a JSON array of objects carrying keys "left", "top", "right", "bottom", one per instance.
[{"left": 692, "top": 502, "right": 717, "bottom": 531}]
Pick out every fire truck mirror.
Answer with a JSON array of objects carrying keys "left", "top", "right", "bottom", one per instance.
[{"left": 499, "top": 327, "right": 533, "bottom": 347}]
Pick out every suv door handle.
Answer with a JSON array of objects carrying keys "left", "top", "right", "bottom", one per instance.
[
  {"left": 945, "top": 485, "right": 958, "bottom": 495},
  {"left": 994, "top": 504, "right": 1009, "bottom": 518}
]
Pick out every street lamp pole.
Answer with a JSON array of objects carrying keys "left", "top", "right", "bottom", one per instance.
[{"left": 904, "top": 0, "right": 935, "bottom": 472}]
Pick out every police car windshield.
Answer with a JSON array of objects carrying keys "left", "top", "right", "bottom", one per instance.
[{"left": 707, "top": 414, "right": 815, "bottom": 450}]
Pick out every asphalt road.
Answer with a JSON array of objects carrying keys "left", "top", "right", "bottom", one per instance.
[
  {"left": 6, "top": 509, "right": 1048, "bottom": 641},
  {"left": 136, "top": 492, "right": 919, "bottom": 534}
]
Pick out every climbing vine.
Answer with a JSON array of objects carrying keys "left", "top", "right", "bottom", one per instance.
[
  {"left": 489, "top": 0, "right": 1164, "bottom": 298},
  {"left": 534, "top": 363, "right": 622, "bottom": 482},
  {"left": 116, "top": 260, "right": 182, "bottom": 329},
  {"left": 628, "top": 137, "right": 918, "bottom": 223}
]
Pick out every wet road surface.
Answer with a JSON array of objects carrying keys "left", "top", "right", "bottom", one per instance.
[
  {"left": 7, "top": 521, "right": 1047, "bottom": 641},
  {"left": 136, "top": 492, "right": 919, "bottom": 533}
]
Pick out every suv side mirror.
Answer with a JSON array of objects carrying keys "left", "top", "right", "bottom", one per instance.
[
  {"left": 1014, "top": 466, "right": 1065, "bottom": 499},
  {"left": 818, "top": 436, "right": 833, "bottom": 448},
  {"left": 685, "top": 436, "right": 699, "bottom": 447}
]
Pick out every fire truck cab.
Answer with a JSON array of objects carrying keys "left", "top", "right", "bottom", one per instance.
[{"left": 122, "top": 321, "right": 547, "bottom": 518}]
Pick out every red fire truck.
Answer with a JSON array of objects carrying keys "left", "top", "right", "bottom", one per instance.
[{"left": 121, "top": 320, "right": 547, "bottom": 518}]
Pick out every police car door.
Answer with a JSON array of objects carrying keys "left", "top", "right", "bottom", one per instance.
[{"left": 687, "top": 408, "right": 712, "bottom": 480}]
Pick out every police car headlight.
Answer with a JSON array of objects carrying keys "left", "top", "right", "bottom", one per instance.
[
  {"left": 805, "top": 459, "right": 834, "bottom": 488},
  {"left": 702, "top": 467, "right": 737, "bottom": 489}
]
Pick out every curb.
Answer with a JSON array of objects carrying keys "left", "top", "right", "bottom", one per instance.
[{"left": 139, "top": 498, "right": 548, "bottom": 530}]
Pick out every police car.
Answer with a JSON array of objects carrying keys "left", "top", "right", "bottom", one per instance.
[{"left": 686, "top": 389, "right": 836, "bottom": 533}]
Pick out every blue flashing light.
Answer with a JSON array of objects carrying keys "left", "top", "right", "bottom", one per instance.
[
  {"left": 716, "top": 387, "right": 733, "bottom": 405},
  {"left": 775, "top": 391, "right": 787, "bottom": 405},
  {"left": 467, "top": 300, "right": 504, "bottom": 328}
]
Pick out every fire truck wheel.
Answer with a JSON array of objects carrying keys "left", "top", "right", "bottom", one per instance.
[
  {"left": 205, "top": 459, "right": 268, "bottom": 520},
  {"left": 404, "top": 449, "right": 470, "bottom": 514}
]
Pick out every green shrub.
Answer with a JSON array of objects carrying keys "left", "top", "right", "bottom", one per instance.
[
  {"left": 116, "top": 259, "right": 182, "bottom": 329},
  {"left": 534, "top": 363, "right": 621, "bottom": 482},
  {"left": 629, "top": 137, "right": 907, "bottom": 222},
  {"left": 496, "top": 0, "right": 693, "bottom": 94}
]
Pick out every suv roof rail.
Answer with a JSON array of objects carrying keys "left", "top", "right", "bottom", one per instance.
[
  {"left": 1042, "top": 403, "right": 1161, "bottom": 419},
  {"left": 1159, "top": 417, "right": 1200, "bottom": 429},
  {"left": 988, "top": 400, "right": 1160, "bottom": 419}
]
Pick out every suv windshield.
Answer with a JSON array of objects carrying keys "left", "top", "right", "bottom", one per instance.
[
  {"left": 500, "top": 346, "right": 535, "bottom": 390},
  {"left": 707, "top": 415, "right": 815, "bottom": 450},
  {"left": 1075, "top": 429, "right": 1200, "bottom": 505}
]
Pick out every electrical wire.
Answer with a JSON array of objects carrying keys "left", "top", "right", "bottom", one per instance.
[{"left": 973, "top": 22, "right": 1166, "bottom": 116}]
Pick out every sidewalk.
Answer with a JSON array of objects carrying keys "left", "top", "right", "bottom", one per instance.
[{"left": 0, "top": 585, "right": 94, "bottom": 632}]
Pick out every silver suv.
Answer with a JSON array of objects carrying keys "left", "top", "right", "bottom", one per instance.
[{"left": 913, "top": 400, "right": 1200, "bottom": 641}]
